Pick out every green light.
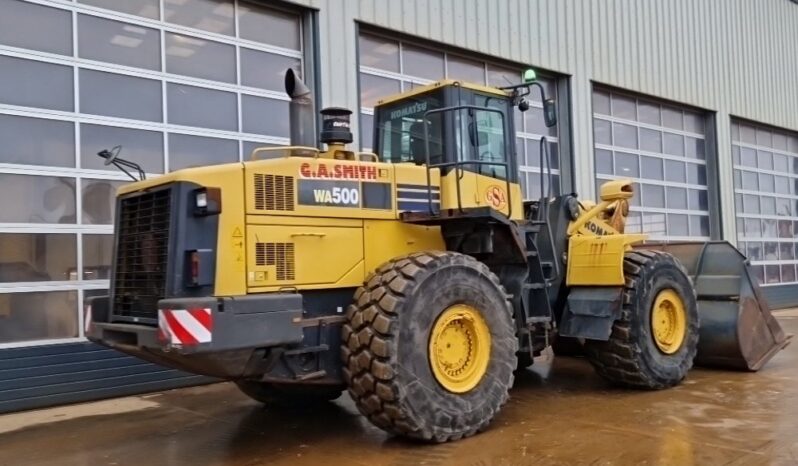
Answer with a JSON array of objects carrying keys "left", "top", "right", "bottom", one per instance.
[{"left": 523, "top": 68, "right": 537, "bottom": 83}]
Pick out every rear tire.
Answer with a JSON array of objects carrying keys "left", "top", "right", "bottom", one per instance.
[
  {"left": 584, "top": 250, "right": 699, "bottom": 389},
  {"left": 341, "top": 251, "right": 517, "bottom": 442},
  {"left": 235, "top": 381, "right": 343, "bottom": 405}
]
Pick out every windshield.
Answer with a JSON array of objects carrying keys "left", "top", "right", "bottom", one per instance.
[{"left": 374, "top": 90, "right": 444, "bottom": 164}]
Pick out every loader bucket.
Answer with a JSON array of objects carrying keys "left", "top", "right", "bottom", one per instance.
[{"left": 637, "top": 241, "right": 791, "bottom": 371}]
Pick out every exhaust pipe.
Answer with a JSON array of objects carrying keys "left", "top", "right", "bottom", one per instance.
[{"left": 284, "top": 68, "right": 316, "bottom": 148}]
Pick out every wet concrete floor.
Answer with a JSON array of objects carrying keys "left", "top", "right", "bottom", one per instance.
[{"left": 2, "top": 313, "right": 798, "bottom": 466}]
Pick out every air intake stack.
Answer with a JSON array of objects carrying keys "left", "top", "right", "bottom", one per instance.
[{"left": 284, "top": 68, "right": 316, "bottom": 148}]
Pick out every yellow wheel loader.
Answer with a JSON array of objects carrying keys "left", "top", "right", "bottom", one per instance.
[{"left": 87, "top": 68, "right": 790, "bottom": 443}]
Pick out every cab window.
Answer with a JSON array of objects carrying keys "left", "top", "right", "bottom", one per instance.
[
  {"left": 374, "top": 90, "right": 443, "bottom": 164},
  {"left": 454, "top": 93, "right": 508, "bottom": 179}
]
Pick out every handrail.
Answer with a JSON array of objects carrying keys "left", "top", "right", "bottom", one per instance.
[
  {"left": 422, "top": 104, "right": 513, "bottom": 218},
  {"left": 250, "top": 146, "right": 319, "bottom": 160}
]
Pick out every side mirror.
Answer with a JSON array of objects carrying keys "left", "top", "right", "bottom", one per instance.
[{"left": 543, "top": 98, "right": 557, "bottom": 127}]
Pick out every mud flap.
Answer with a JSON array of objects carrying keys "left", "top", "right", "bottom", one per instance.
[
  {"left": 560, "top": 287, "right": 623, "bottom": 341},
  {"left": 639, "top": 241, "right": 792, "bottom": 371}
]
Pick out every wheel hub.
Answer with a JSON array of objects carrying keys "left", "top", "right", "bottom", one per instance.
[
  {"left": 651, "top": 289, "right": 687, "bottom": 354},
  {"left": 429, "top": 304, "right": 491, "bottom": 393}
]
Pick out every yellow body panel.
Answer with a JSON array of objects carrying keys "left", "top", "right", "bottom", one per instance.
[
  {"left": 566, "top": 234, "right": 647, "bottom": 286},
  {"left": 439, "top": 170, "right": 524, "bottom": 220},
  {"left": 246, "top": 224, "right": 364, "bottom": 289},
  {"left": 566, "top": 179, "right": 647, "bottom": 286},
  {"left": 363, "top": 220, "right": 444, "bottom": 273}
]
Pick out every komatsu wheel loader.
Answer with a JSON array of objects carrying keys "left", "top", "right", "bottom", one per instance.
[{"left": 87, "top": 68, "right": 790, "bottom": 443}]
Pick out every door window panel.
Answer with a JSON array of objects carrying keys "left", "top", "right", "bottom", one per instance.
[
  {"left": 78, "top": 15, "right": 161, "bottom": 71},
  {"left": 0, "top": 234, "right": 77, "bottom": 283},
  {"left": 0, "top": 0, "right": 72, "bottom": 55},
  {"left": 0, "top": 291, "right": 78, "bottom": 344}
]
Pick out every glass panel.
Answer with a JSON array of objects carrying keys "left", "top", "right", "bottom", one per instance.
[
  {"left": 774, "top": 154, "right": 789, "bottom": 172},
  {"left": 661, "top": 106, "right": 683, "bottom": 130},
  {"left": 740, "top": 147, "right": 757, "bottom": 167},
  {"left": 360, "top": 73, "right": 401, "bottom": 108},
  {"left": 241, "top": 96, "right": 290, "bottom": 138},
  {"left": 595, "top": 149, "right": 613, "bottom": 175},
  {"left": 361, "top": 113, "right": 374, "bottom": 150},
  {"left": 239, "top": 1, "right": 301, "bottom": 50},
  {"left": 0, "top": 174, "right": 76, "bottom": 224},
  {"left": 742, "top": 194, "right": 759, "bottom": 214},
  {"left": 759, "top": 173, "right": 775, "bottom": 193},
  {"left": 666, "top": 187, "right": 688, "bottom": 209},
  {"left": 776, "top": 198, "right": 792, "bottom": 217},
  {"left": 773, "top": 133, "right": 788, "bottom": 151},
  {"left": 765, "top": 264, "right": 780, "bottom": 284},
  {"left": 526, "top": 138, "right": 541, "bottom": 167},
  {"left": 0, "top": 55, "right": 73, "bottom": 111},
  {"left": 169, "top": 134, "right": 238, "bottom": 170},
  {"left": 359, "top": 34, "right": 399, "bottom": 72},
  {"left": 751, "top": 265, "right": 765, "bottom": 284},
  {"left": 241, "top": 48, "right": 301, "bottom": 91},
  {"left": 163, "top": 0, "right": 234, "bottom": 35},
  {"left": 686, "top": 164, "right": 707, "bottom": 185},
  {"left": 0, "top": 0, "right": 72, "bottom": 55},
  {"left": 0, "top": 291, "right": 78, "bottom": 344},
  {"left": 82, "top": 234, "right": 113, "bottom": 280},
  {"left": 615, "top": 152, "right": 639, "bottom": 177},
  {"left": 744, "top": 218, "right": 761, "bottom": 237},
  {"left": 79, "top": 0, "right": 160, "bottom": 19},
  {"left": 78, "top": 14, "right": 161, "bottom": 71},
  {"left": 487, "top": 66, "right": 520, "bottom": 88},
  {"left": 688, "top": 189, "right": 708, "bottom": 211},
  {"left": 663, "top": 133, "right": 684, "bottom": 157},
  {"left": 593, "top": 119, "right": 612, "bottom": 145},
  {"left": 592, "top": 90, "right": 611, "bottom": 115},
  {"left": 748, "top": 242, "right": 764, "bottom": 261},
  {"left": 757, "top": 150, "right": 774, "bottom": 171},
  {"left": 731, "top": 122, "right": 740, "bottom": 142},
  {"left": 780, "top": 242, "right": 795, "bottom": 261},
  {"left": 82, "top": 179, "right": 124, "bottom": 225},
  {"left": 782, "top": 265, "right": 796, "bottom": 283},
  {"left": 639, "top": 128, "right": 662, "bottom": 153},
  {"left": 740, "top": 124, "right": 757, "bottom": 145},
  {"left": 403, "top": 44, "right": 444, "bottom": 80},
  {"left": 775, "top": 176, "right": 790, "bottom": 195},
  {"left": 79, "top": 69, "right": 162, "bottom": 122},
  {"left": 641, "top": 212, "right": 667, "bottom": 236},
  {"left": 761, "top": 196, "right": 776, "bottom": 215},
  {"left": 642, "top": 184, "right": 665, "bottom": 208},
  {"left": 683, "top": 112, "right": 704, "bottom": 134},
  {"left": 757, "top": 128, "right": 773, "bottom": 148},
  {"left": 0, "top": 233, "right": 76, "bottom": 282},
  {"left": 611, "top": 94, "right": 636, "bottom": 120},
  {"left": 640, "top": 156, "right": 663, "bottom": 180},
  {"left": 167, "top": 83, "right": 237, "bottom": 131},
  {"left": 638, "top": 101, "right": 660, "bottom": 125},
  {"left": 684, "top": 137, "right": 705, "bottom": 159},
  {"left": 447, "top": 55, "right": 485, "bottom": 84},
  {"left": 80, "top": 124, "right": 164, "bottom": 173},
  {"left": 0, "top": 114, "right": 74, "bottom": 167},
  {"left": 692, "top": 217, "right": 711, "bottom": 237},
  {"left": 664, "top": 160, "right": 686, "bottom": 183},
  {"left": 612, "top": 123, "right": 638, "bottom": 149},
  {"left": 732, "top": 146, "right": 740, "bottom": 165},
  {"left": 668, "top": 213, "right": 689, "bottom": 236},
  {"left": 165, "top": 33, "right": 236, "bottom": 83},
  {"left": 472, "top": 108, "right": 507, "bottom": 179}
]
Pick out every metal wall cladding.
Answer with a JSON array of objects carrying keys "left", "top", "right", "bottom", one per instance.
[{"left": 295, "top": 0, "right": 798, "bottom": 234}]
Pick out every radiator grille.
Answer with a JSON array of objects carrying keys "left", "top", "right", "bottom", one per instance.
[
  {"left": 112, "top": 188, "right": 171, "bottom": 320},
  {"left": 255, "top": 242, "right": 295, "bottom": 281},
  {"left": 254, "top": 174, "right": 294, "bottom": 211}
]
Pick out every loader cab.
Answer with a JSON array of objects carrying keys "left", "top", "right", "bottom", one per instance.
[
  {"left": 372, "top": 72, "right": 557, "bottom": 218},
  {"left": 372, "top": 81, "right": 519, "bottom": 184}
]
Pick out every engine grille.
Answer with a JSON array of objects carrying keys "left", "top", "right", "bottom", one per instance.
[
  {"left": 254, "top": 174, "right": 294, "bottom": 211},
  {"left": 255, "top": 242, "right": 295, "bottom": 281},
  {"left": 112, "top": 188, "right": 172, "bottom": 320}
]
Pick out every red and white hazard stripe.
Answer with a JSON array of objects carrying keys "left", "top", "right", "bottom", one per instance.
[{"left": 158, "top": 308, "right": 213, "bottom": 346}]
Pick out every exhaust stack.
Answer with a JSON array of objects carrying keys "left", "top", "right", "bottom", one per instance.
[{"left": 284, "top": 68, "right": 316, "bottom": 148}]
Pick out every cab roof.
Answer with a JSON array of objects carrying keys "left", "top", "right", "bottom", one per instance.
[{"left": 374, "top": 79, "right": 510, "bottom": 107}]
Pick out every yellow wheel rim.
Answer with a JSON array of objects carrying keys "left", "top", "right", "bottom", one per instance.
[
  {"left": 651, "top": 289, "right": 687, "bottom": 354},
  {"left": 428, "top": 304, "right": 491, "bottom": 393}
]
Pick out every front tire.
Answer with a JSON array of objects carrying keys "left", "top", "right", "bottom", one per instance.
[
  {"left": 341, "top": 251, "right": 517, "bottom": 442},
  {"left": 584, "top": 250, "right": 699, "bottom": 389}
]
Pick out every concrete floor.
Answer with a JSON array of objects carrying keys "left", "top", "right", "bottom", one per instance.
[{"left": 2, "top": 314, "right": 798, "bottom": 466}]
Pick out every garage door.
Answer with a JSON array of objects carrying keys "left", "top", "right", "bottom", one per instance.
[
  {"left": 731, "top": 120, "right": 798, "bottom": 308},
  {"left": 0, "top": 0, "right": 306, "bottom": 412}
]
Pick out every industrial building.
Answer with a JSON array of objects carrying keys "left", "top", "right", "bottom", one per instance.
[{"left": 0, "top": 0, "right": 796, "bottom": 412}]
